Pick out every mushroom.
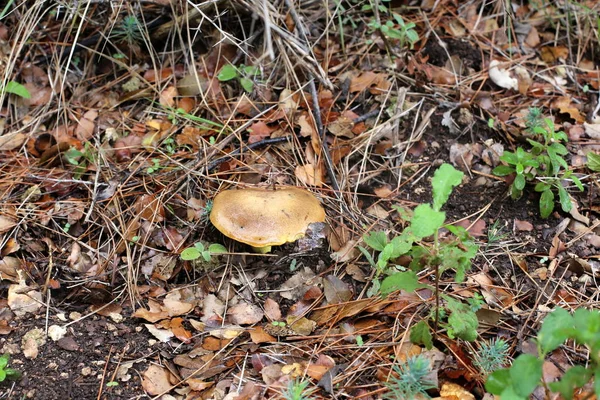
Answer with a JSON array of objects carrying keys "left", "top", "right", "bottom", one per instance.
[{"left": 209, "top": 187, "right": 326, "bottom": 253}]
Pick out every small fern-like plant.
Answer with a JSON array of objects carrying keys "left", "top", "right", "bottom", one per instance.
[
  {"left": 112, "top": 15, "right": 143, "bottom": 46},
  {"left": 281, "top": 379, "right": 314, "bottom": 400},
  {"left": 384, "top": 355, "right": 436, "bottom": 399},
  {"left": 473, "top": 338, "right": 510, "bottom": 377}
]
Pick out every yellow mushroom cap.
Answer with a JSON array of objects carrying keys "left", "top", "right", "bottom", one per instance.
[{"left": 209, "top": 187, "right": 326, "bottom": 248}]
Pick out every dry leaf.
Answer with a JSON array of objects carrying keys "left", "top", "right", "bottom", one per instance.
[
  {"left": 142, "top": 364, "right": 173, "bottom": 395},
  {"left": 8, "top": 281, "right": 42, "bottom": 317},
  {"left": 0, "top": 132, "right": 26, "bottom": 151},
  {"left": 229, "top": 302, "right": 264, "bottom": 325},
  {"left": 145, "top": 323, "right": 174, "bottom": 342},
  {"left": 249, "top": 326, "right": 276, "bottom": 344},
  {"left": 75, "top": 109, "right": 98, "bottom": 141},
  {"left": 295, "top": 163, "right": 325, "bottom": 187},
  {"left": 264, "top": 297, "right": 282, "bottom": 321},
  {"left": 0, "top": 215, "right": 17, "bottom": 233}
]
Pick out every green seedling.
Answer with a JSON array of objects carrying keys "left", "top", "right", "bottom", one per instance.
[
  {"left": 364, "top": 0, "right": 419, "bottom": 49},
  {"left": 112, "top": 15, "right": 143, "bottom": 46},
  {"left": 147, "top": 158, "right": 163, "bottom": 174},
  {"left": 493, "top": 110, "right": 583, "bottom": 218},
  {"left": 281, "top": 378, "right": 314, "bottom": 400},
  {"left": 0, "top": 353, "right": 21, "bottom": 383},
  {"left": 64, "top": 142, "right": 97, "bottom": 179},
  {"left": 217, "top": 63, "right": 260, "bottom": 92},
  {"left": 384, "top": 355, "right": 436, "bottom": 399},
  {"left": 360, "top": 164, "right": 480, "bottom": 342},
  {"left": 180, "top": 242, "right": 227, "bottom": 262},
  {"left": 486, "top": 307, "right": 600, "bottom": 400},
  {"left": 473, "top": 338, "right": 510, "bottom": 377}
]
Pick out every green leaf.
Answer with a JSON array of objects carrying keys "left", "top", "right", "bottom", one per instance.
[
  {"left": 587, "top": 152, "right": 600, "bottom": 172},
  {"left": 510, "top": 354, "right": 543, "bottom": 397},
  {"left": 201, "top": 251, "right": 211, "bottom": 262},
  {"left": 513, "top": 174, "right": 526, "bottom": 191},
  {"left": 537, "top": 307, "right": 572, "bottom": 355},
  {"left": 445, "top": 297, "right": 478, "bottom": 341},
  {"left": 571, "top": 175, "right": 584, "bottom": 191},
  {"left": 410, "top": 320, "right": 433, "bottom": 350},
  {"left": 549, "top": 366, "right": 592, "bottom": 400},
  {"left": 411, "top": 204, "right": 445, "bottom": 239},
  {"left": 0, "top": 368, "right": 5, "bottom": 382},
  {"left": 380, "top": 270, "right": 429, "bottom": 295},
  {"left": 380, "top": 235, "right": 412, "bottom": 262},
  {"left": 217, "top": 64, "right": 238, "bottom": 81},
  {"left": 363, "top": 231, "right": 388, "bottom": 251},
  {"left": 239, "top": 77, "right": 254, "bottom": 92},
  {"left": 208, "top": 243, "right": 227, "bottom": 254},
  {"left": 180, "top": 247, "right": 200, "bottom": 260},
  {"left": 4, "top": 81, "right": 31, "bottom": 98},
  {"left": 572, "top": 308, "right": 600, "bottom": 352},
  {"left": 493, "top": 165, "right": 515, "bottom": 176},
  {"left": 4, "top": 368, "right": 20, "bottom": 380},
  {"left": 432, "top": 163, "right": 463, "bottom": 211},
  {"left": 539, "top": 188, "right": 554, "bottom": 218},
  {"left": 0, "top": 354, "right": 8, "bottom": 369},
  {"left": 499, "top": 151, "right": 518, "bottom": 165},
  {"left": 595, "top": 367, "right": 600, "bottom": 397},
  {"left": 485, "top": 369, "right": 511, "bottom": 395},
  {"left": 557, "top": 185, "right": 572, "bottom": 212}
]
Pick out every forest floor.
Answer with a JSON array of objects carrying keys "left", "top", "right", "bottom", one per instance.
[{"left": 1, "top": 0, "right": 600, "bottom": 399}]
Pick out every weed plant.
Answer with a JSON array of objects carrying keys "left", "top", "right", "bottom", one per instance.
[
  {"left": 360, "top": 164, "right": 479, "bottom": 342},
  {"left": 493, "top": 109, "right": 583, "bottom": 218},
  {"left": 384, "top": 355, "right": 436, "bottom": 399},
  {"left": 486, "top": 307, "right": 600, "bottom": 399}
]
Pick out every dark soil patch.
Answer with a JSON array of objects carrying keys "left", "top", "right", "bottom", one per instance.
[{"left": 1, "top": 312, "right": 151, "bottom": 400}]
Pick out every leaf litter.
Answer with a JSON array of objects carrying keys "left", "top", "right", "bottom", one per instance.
[{"left": 0, "top": 0, "right": 600, "bottom": 398}]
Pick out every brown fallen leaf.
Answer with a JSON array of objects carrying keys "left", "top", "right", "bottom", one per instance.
[
  {"left": 229, "top": 301, "right": 264, "bottom": 325},
  {"left": 142, "top": 364, "right": 173, "bottom": 395}
]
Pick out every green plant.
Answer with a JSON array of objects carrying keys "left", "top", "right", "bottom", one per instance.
[
  {"left": 360, "top": 164, "right": 480, "bottom": 341},
  {"left": 493, "top": 111, "right": 583, "bottom": 218},
  {"left": 486, "top": 307, "right": 600, "bottom": 400},
  {"left": 64, "top": 142, "right": 97, "bottom": 179},
  {"left": 1, "top": 81, "right": 31, "bottom": 99},
  {"left": 384, "top": 355, "right": 436, "bottom": 399},
  {"left": 0, "top": 353, "right": 21, "bottom": 383},
  {"left": 217, "top": 63, "right": 260, "bottom": 92},
  {"left": 473, "top": 338, "right": 509, "bottom": 377},
  {"left": 180, "top": 242, "right": 226, "bottom": 261},
  {"left": 147, "top": 158, "right": 163, "bottom": 174},
  {"left": 364, "top": 0, "right": 419, "bottom": 49},
  {"left": 112, "top": 15, "right": 143, "bottom": 46},
  {"left": 281, "top": 379, "right": 314, "bottom": 400}
]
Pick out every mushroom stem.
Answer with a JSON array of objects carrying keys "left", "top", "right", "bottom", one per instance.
[{"left": 251, "top": 245, "right": 272, "bottom": 254}]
